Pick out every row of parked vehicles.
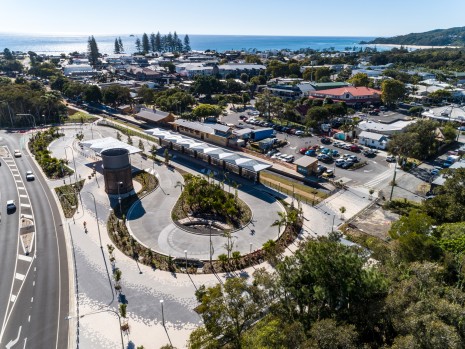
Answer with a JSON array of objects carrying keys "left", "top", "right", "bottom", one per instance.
[{"left": 242, "top": 116, "right": 305, "bottom": 136}]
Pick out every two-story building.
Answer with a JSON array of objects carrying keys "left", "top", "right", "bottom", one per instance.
[
  {"left": 309, "top": 86, "right": 381, "bottom": 107},
  {"left": 171, "top": 120, "right": 232, "bottom": 147}
]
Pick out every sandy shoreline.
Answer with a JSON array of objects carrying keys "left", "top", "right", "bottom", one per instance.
[{"left": 370, "top": 43, "right": 462, "bottom": 50}]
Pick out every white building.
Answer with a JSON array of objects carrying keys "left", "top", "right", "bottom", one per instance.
[
  {"left": 63, "top": 64, "right": 95, "bottom": 77},
  {"left": 358, "top": 131, "right": 389, "bottom": 149}
]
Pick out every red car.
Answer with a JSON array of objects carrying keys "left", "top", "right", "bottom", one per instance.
[
  {"left": 299, "top": 147, "right": 309, "bottom": 154},
  {"left": 350, "top": 145, "right": 361, "bottom": 152}
]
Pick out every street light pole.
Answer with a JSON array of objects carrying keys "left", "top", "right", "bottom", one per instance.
[
  {"left": 84, "top": 191, "right": 103, "bottom": 248},
  {"left": 209, "top": 222, "right": 213, "bottom": 266},
  {"left": 249, "top": 242, "right": 253, "bottom": 254},
  {"left": 184, "top": 250, "right": 188, "bottom": 273},
  {"left": 389, "top": 157, "right": 398, "bottom": 201},
  {"left": 64, "top": 145, "right": 78, "bottom": 183},
  {"left": 160, "top": 299, "right": 165, "bottom": 327},
  {"left": 65, "top": 308, "right": 124, "bottom": 349},
  {"left": 117, "top": 181, "right": 123, "bottom": 215}
]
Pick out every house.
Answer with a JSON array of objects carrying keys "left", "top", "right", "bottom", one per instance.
[
  {"left": 134, "top": 108, "right": 175, "bottom": 126},
  {"left": 309, "top": 86, "right": 381, "bottom": 106},
  {"left": 294, "top": 156, "right": 318, "bottom": 177},
  {"left": 358, "top": 131, "right": 389, "bottom": 149},
  {"left": 357, "top": 120, "right": 415, "bottom": 136},
  {"left": 63, "top": 64, "right": 96, "bottom": 77},
  {"left": 171, "top": 119, "right": 232, "bottom": 147}
]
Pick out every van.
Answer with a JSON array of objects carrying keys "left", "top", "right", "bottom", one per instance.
[{"left": 284, "top": 155, "right": 295, "bottom": 163}]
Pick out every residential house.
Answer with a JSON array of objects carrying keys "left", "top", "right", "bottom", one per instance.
[
  {"left": 356, "top": 120, "right": 416, "bottom": 136},
  {"left": 358, "top": 131, "right": 389, "bottom": 149},
  {"left": 217, "top": 63, "right": 266, "bottom": 78}
]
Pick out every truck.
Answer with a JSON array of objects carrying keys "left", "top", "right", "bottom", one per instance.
[
  {"left": 258, "top": 137, "right": 278, "bottom": 150},
  {"left": 250, "top": 128, "right": 275, "bottom": 142}
]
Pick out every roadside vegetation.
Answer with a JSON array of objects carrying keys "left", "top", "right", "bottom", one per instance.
[
  {"left": 55, "top": 180, "right": 85, "bottom": 218},
  {"left": 64, "top": 110, "right": 98, "bottom": 124},
  {"left": 190, "top": 170, "right": 465, "bottom": 348},
  {"left": 28, "top": 127, "right": 73, "bottom": 179}
]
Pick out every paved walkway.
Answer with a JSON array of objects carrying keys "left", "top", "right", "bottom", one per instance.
[{"left": 43, "top": 124, "right": 377, "bottom": 349}]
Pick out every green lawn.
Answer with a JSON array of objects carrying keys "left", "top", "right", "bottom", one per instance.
[{"left": 65, "top": 111, "right": 98, "bottom": 123}]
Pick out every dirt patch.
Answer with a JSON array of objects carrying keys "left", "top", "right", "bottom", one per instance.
[{"left": 349, "top": 203, "right": 399, "bottom": 240}]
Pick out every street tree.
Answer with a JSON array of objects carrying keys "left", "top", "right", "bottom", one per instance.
[
  {"left": 192, "top": 104, "right": 221, "bottom": 119},
  {"left": 306, "top": 106, "right": 330, "bottom": 123},
  {"left": 142, "top": 33, "right": 150, "bottom": 54},
  {"left": 84, "top": 85, "right": 102, "bottom": 103},
  {"left": 183, "top": 34, "right": 191, "bottom": 52},
  {"left": 87, "top": 36, "right": 100, "bottom": 67},
  {"left": 193, "top": 277, "right": 264, "bottom": 349},
  {"left": 348, "top": 72, "right": 370, "bottom": 87},
  {"left": 381, "top": 79, "right": 406, "bottom": 106}
]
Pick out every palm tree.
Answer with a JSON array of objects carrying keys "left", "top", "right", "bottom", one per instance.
[
  {"left": 271, "top": 211, "right": 287, "bottom": 239},
  {"left": 339, "top": 206, "right": 346, "bottom": 220},
  {"left": 232, "top": 251, "right": 241, "bottom": 268}
]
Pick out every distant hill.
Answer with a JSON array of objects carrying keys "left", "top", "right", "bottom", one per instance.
[{"left": 360, "top": 27, "right": 465, "bottom": 47}]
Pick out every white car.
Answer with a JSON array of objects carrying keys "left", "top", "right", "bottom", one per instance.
[
  {"left": 295, "top": 130, "right": 304, "bottom": 136},
  {"left": 6, "top": 200, "right": 16, "bottom": 212},
  {"left": 26, "top": 170, "right": 35, "bottom": 181},
  {"left": 14, "top": 150, "right": 21, "bottom": 158}
]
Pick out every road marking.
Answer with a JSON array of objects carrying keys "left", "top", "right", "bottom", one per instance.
[
  {"left": 33, "top": 281, "right": 35, "bottom": 287},
  {"left": 18, "top": 254, "right": 32, "bottom": 262},
  {"left": 10, "top": 295, "right": 16, "bottom": 302},
  {"left": 5, "top": 326, "right": 21, "bottom": 349},
  {"left": 17, "top": 186, "right": 24, "bottom": 190},
  {"left": 28, "top": 316, "right": 30, "bottom": 322},
  {"left": 15, "top": 180, "right": 23, "bottom": 183},
  {"left": 23, "top": 337, "right": 27, "bottom": 349},
  {"left": 20, "top": 203, "right": 31, "bottom": 208},
  {"left": 19, "top": 195, "right": 28, "bottom": 199},
  {"left": 15, "top": 273, "right": 25, "bottom": 281},
  {"left": 22, "top": 214, "right": 33, "bottom": 219},
  {"left": 30, "top": 297, "right": 33, "bottom": 303}
]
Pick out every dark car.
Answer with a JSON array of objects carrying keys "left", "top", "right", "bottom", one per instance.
[
  {"left": 321, "top": 137, "right": 331, "bottom": 144},
  {"left": 316, "top": 165, "right": 327, "bottom": 175},
  {"left": 341, "top": 161, "right": 353, "bottom": 169},
  {"left": 239, "top": 115, "right": 248, "bottom": 120}
]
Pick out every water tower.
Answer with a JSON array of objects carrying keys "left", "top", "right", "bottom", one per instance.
[{"left": 101, "top": 148, "right": 133, "bottom": 195}]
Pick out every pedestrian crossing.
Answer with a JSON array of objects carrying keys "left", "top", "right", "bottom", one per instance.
[{"left": 360, "top": 168, "right": 395, "bottom": 189}]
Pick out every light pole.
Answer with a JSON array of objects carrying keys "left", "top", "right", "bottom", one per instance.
[
  {"left": 209, "top": 222, "right": 213, "bottom": 266},
  {"left": 64, "top": 145, "right": 78, "bottom": 183},
  {"left": 84, "top": 191, "right": 103, "bottom": 248},
  {"left": 117, "top": 181, "right": 123, "bottom": 215},
  {"left": 65, "top": 308, "right": 124, "bottom": 349},
  {"left": 389, "top": 156, "right": 398, "bottom": 201},
  {"left": 184, "top": 250, "right": 188, "bottom": 273},
  {"left": 249, "top": 242, "right": 253, "bottom": 254},
  {"left": 160, "top": 299, "right": 165, "bottom": 327}
]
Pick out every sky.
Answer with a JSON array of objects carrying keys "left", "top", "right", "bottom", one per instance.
[{"left": 1, "top": 0, "right": 465, "bottom": 37}]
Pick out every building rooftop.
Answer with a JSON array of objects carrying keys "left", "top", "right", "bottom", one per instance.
[
  {"left": 294, "top": 156, "right": 318, "bottom": 167},
  {"left": 135, "top": 108, "right": 172, "bottom": 123}
]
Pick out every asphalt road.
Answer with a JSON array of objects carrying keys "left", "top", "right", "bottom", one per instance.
[{"left": 0, "top": 131, "right": 69, "bottom": 349}]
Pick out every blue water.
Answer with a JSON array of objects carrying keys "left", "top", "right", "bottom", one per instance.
[{"left": 0, "top": 33, "right": 382, "bottom": 54}]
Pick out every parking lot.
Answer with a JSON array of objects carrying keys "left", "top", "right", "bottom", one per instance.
[{"left": 221, "top": 105, "right": 393, "bottom": 186}]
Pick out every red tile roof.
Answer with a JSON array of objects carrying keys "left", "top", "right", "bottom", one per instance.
[{"left": 310, "top": 86, "right": 381, "bottom": 97}]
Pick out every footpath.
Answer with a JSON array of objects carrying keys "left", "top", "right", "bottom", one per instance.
[{"left": 41, "top": 124, "right": 376, "bottom": 349}]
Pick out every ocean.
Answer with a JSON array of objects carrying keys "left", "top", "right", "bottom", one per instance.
[{"left": 0, "top": 33, "right": 382, "bottom": 54}]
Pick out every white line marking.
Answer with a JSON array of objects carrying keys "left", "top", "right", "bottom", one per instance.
[
  {"left": 19, "top": 195, "right": 28, "bottom": 198},
  {"left": 30, "top": 297, "right": 33, "bottom": 303},
  {"left": 10, "top": 295, "right": 16, "bottom": 302},
  {"left": 15, "top": 180, "right": 22, "bottom": 183},
  {"left": 5, "top": 326, "right": 21, "bottom": 349},
  {"left": 20, "top": 204, "right": 31, "bottom": 208},
  {"left": 21, "top": 214, "right": 33, "bottom": 219},
  {"left": 28, "top": 316, "right": 31, "bottom": 322},
  {"left": 18, "top": 254, "right": 32, "bottom": 262},
  {"left": 17, "top": 186, "right": 24, "bottom": 190},
  {"left": 32, "top": 281, "right": 35, "bottom": 287},
  {"left": 15, "top": 273, "right": 25, "bottom": 281},
  {"left": 23, "top": 337, "right": 27, "bottom": 349}
]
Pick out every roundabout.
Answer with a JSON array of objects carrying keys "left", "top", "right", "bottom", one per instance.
[{"left": 126, "top": 161, "right": 284, "bottom": 261}]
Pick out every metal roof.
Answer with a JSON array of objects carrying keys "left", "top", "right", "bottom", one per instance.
[
  {"left": 80, "top": 137, "right": 142, "bottom": 155},
  {"left": 145, "top": 128, "right": 272, "bottom": 173}
]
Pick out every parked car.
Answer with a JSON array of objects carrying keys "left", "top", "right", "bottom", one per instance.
[
  {"left": 341, "top": 161, "right": 353, "bottom": 169},
  {"left": 321, "top": 137, "right": 331, "bottom": 144},
  {"left": 386, "top": 155, "right": 396, "bottom": 162},
  {"left": 283, "top": 155, "right": 295, "bottom": 163},
  {"left": 443, "top": 160, "right": 454, "bottom": 168},
  {"left": 299, "top": 147, "right": 309, "bottom": 154},
  {"left": 305, "top": 149, "right": 316, "bottom": 156},
  {"left": 349, "top": 145, "right": 361, "bottom": 152},
  {"left": 239, "top": 115, "right": 248, "bottom": 120},
  {"left": 295, "top": 130, "right": 305, "bottom": 136},
  {"left": 332, "top": 150, "right": 339, "bottom": 157},
  {"left": 348, "top": 155, "right": 359, "bottom": 163},
  {"left": 316, "top": 165, "right": 327, "bottom": 175},
  {"left": 335, "top": 159, "right": 345, "bottom": 167},
  {"left": 342, "top": 144, "right": 351, "bottom": 150},
  {"left": 266, "top": 149, "right": 278, "bottom": 157},
  {"left": 271, "top": 152, "right": 282, "bottom": 159},
  {"left": 363, "top": 149, "right": 377, "bottom": 157},
  {"left": 320, "top": 147, "right": 331, "bottom": 154}
]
